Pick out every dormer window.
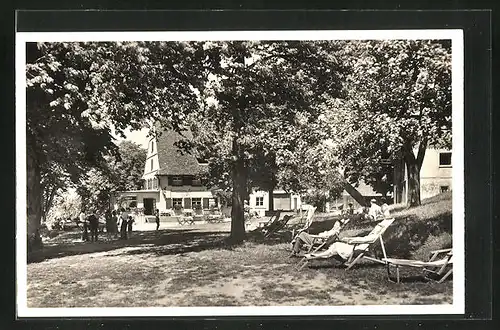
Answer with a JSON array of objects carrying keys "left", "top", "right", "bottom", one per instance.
[
  {"left": 192, "top": 177, "right": 202, "bottom": 186},
  {"left": 172, "top": 176, "right": 183, "bottom": 186}
]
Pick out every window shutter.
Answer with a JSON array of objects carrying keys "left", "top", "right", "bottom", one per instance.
[
  {"left": 183, "top": 176, "right": 192, "bottom": 186},
  {"left": 165, "top": 198, "right": 172, "bottom": 209},
  {"left": 167, "top": 176, "right": 173, "bottom": 186},
  {"left": 184, "top": 198, "right": 192, "bottom": 209},
  {"left": 202, "top": 198, "right": 209, "bottom": 209}
]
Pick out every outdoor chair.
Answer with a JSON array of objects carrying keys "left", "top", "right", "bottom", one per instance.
[
  {"left": 206, "top": 209, "right": 224, "bottom": 223},
  {"left": 180, "top": 209, "right": 195, "bottom": 225},
  {"left": 263, "top": 214, "right": 294, "bottom": 238},
  {"left": 297, "top": 218, "right": 395, "bottom": 271},
  {"left": 296, "top": 218, "right": 351, "bottom": 255},
  {"left": 289, "top": 207, "right": 318, "bottom": 242},
  {"left": 382, "top": 248, "right": 453, "bottom": 283},
  {"left": 257, "top": 210, "right": 282, "bottom": 230},
  {"left": 193, "top": 208, "right": 205, "bottom": 222}
]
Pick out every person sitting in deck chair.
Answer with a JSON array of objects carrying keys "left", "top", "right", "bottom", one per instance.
[
  {"left": 300, "top": 218, "right": 395, "bottom": 270},
  {"left": 290, "top": 218, "right": 349, "bottom": 257}
]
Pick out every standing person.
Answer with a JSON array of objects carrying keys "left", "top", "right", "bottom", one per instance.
[
  {"left": 155, "top": 209, "right": 160, "bottom": 231},
  {"left": 104, "top": 210, "right": 113, "bottom": 237},
  {"left": 88, "top": 211, "right": 99, "bottom": 242},
  {"left": 346, "top": 202, "right": 354, "bottom": 215},
  {"left": 79, "top": 210, "right": 89, "bottom": 242},
  {"left": 111, "top": 210, "right": 119, "bottom": 238},
  {"left": 119, "top": 208, "right": 128, "bottom": 240},
  {"left": 127, "top": 214, "right": 134, "bottom": 235}
]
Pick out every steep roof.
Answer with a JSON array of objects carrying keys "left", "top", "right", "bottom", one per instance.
[{"left": 156, "top": 130, "right": 207, "bottom": 176}]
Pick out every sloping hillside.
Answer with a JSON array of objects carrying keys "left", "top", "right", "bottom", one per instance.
[{"left": 309, "top": 192, "right": 453, "bottom": 259}]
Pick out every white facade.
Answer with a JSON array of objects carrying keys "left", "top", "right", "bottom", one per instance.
[
  {"left": 113, "top": 132, "right": 303, "bottom": 218},
  {"left": 248, "top": 189, "right": 302, "bottom": 217},
  {"left": 142, "top": 137, "right": 159, "bottom": 181}
]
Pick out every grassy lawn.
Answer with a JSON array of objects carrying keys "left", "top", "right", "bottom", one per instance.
[{"left": 26, "top": 193, "right": 453, "bottom": 307}]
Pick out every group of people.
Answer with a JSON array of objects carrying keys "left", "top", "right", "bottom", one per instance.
[
  {"left": 290, "top": 198, "right": 391, "bottom": 257},
  {"left": 79, "top": 207, "right": 135, "bottom": 242},
  {"left": 79, "top": 210, "right": 100, "bottom": 242}
]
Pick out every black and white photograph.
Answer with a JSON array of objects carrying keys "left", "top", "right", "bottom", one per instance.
[{"left": 16, "top": 29, "right": 464, "bottom": 317}]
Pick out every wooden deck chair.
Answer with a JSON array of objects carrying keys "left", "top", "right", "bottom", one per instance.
[
  {"left": 193, "top": 207, "right": 205, "bottom": 222},
  {"left": 289, "top": 207, "right": 317, "bottom": 240},
  {"left": 257, "top": 210, "right": 282, "bottom": 230},
  {"left": 181, "top": 209, "right": 195, "bottom": 225},
  {"left": 383, "top": 248, "right": 453, "bottom": 283},
  {"left": 263, "top": 214, "right": 294, "bottom": 238},
  {"left": 206, "top": 208, "right": 224, "bottom": 223},
  {"left": 303, "top": 218, "right": 351, "bottom": 253},
  {"left": 298, "top": 218, "right": 395, "bottom": 271}
]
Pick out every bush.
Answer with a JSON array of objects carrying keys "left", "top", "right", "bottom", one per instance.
[{"left": 412, "top": 232, "right": 452, "bottom": 261}]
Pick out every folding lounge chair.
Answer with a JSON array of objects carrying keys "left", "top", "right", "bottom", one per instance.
[
  {"left": 206, "top": 209, "right": 224, "bottom": 223},
  {"left": 302, "top": 218, "right": 351, "bottom": 254},
  {"left": 193, "top": 208, "right": 205, "bottom": 222},
  {"left": 257, "top": 211, "right": 282, "bottom": 230},
  {"left": 264, "top": 214, "right": 294, "bottom": 238},
  {"left": 181, "top": 209, "right": 195, "bottom": 225},
  {"left": 298, "top": 218, "right": 395, "bottom": 271},
  {"left": 289, "top": 207, "right": 317, "bottom": 240},
  {"left": 383, "top": 248, "right": 453, "bottom": 283}
]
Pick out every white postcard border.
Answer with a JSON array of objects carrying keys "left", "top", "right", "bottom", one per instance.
[{"left": 16, "top": 29, "right": 464, "bottom": 317}]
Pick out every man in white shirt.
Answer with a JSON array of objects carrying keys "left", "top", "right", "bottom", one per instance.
[
  {"left": 79, "top": 210, "right": 89, "bottom": 241},
  {"left": 368, "top": 199, "right": 384, "bottom": 220},
  {"left": 381, "top": 199, "right": 391, "bottom": 218}
]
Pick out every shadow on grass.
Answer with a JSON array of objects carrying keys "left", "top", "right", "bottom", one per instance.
[{"left": 28, "top": 228, "right": 231, "bottom": 263}]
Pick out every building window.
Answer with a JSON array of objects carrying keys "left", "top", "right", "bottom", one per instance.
[
  {"left": 440, "top": 185, "right": 449, "bottom": 193},
  {"left": 146, "top": 179, "right": 152, "bottom": 190},
  {"left": 172, "top": 176, "right": 183, "bottom": 186},
  {"left": 152, "top": 177, "right": 158, "bottom": 189},
  {"left": 143, "top": 180, "right": 147, "bottom": 190},
  {"left": 256, "top": 196, "right": 264, "bottom": 207},
  {"left": 173, "top": 198, "right": 183, "bottom": 209},
  {"left": 192, "top": 177, "right": 202, "bottom": 186},
  {"left": 439, "top": 152, "right": 452, "bottom": 167},
  {"left": 151, "top": 141, "right": 154, "bottom": 153},
  {"left": 150, "top": 158, "right": 154, "bottom": 171},
  {"left": 192, "top": 198, "right": 202, "bottom": 209}
]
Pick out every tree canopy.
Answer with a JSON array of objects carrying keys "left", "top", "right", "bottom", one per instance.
[
  {"left": 327, "top": 40, "right": 452, "bottom": 206},
  {"left": 26, "top": 39, "right": 452, "bottom": 251}
]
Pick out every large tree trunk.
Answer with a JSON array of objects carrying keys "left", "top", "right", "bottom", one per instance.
[
  {"left": 268, "top": 189, "right": 274, "bottom": 212},
  {"left": 41, "top": 184, "right": 57, "bottom": 224},
  {"left": 229, "top": 137, "right": 247, "bottom": 244},
  {"left": 27, "top": 148, "right": 43, "bottom": 253},
  {"left": 403, "top": 139, "right": 427, "bottom": 207},
  {"left": 405, "top": 159, "right": 421, "bottom": 207}
]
